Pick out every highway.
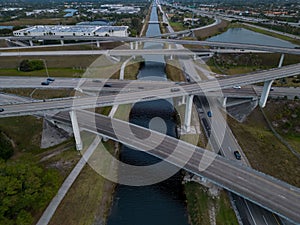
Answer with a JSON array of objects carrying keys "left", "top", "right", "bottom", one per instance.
[
  {"left": 0, "top": 49, "right": 208, "bottom": 57},
  {"left": 52, "top": 110, "right": 300, "bottom": 224},
  {"left": 0, "top": 63, "right": 299, "bottom": 117},
  {"left": 2, "top": 36, "right": 300, "bottom": 55}
]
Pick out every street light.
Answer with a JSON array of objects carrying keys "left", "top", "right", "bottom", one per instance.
[{"left": 40, "top": 58, "right": 49, "bottom": 78}]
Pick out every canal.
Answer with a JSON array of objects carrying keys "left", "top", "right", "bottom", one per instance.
[
  {"left": 207, "top": 27, "right": 298, "bottom": 48},
  {"left": 107, "top": 2, "right": 190, "bottom": 225}
]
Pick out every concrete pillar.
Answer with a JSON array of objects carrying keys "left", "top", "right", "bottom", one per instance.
[
  {"left": 259, "top": 80, "right": 273, "bottom": 108},
  {"left": 259, "top": 53, "right": 285, "bottom": 108},
  {"left": 60, "top": 40, "right": 64, "bottom": 46},
  {"left": 29, "top": 40, "right": 33, "bottom": 46},
  {"left": 184, "top": 95, "right": 194, "bottom": 132},
  {"left": 130, "top": 42, "right": 133, "bottom": 49},
  {"left": 96, "top": 41, "right": 100, "bottom": 48},
  {"left": 193, "top": 54, "right": 197, "bottom": 60},
  {"left": 222, "top": 97, "right": 227, "bottom": 108},
  {"left": 168, "top": 44, "right": 173, "bottom": 60},
  {"left": 181, "top": 95, "right": 186, "bottom": 104},
  {"left": 69, "top": 110, "right": 83, "bottom": 150},
  {"left": 278, "top": 53, "right": 285, "bottom": 68},
  {"left": 135, "top": 41, "right": 138, "bottom": 50}
]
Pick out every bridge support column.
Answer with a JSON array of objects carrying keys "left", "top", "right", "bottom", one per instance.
[
  {"left": 60, "top": 40, "right": 64, "bottom": 46},
  {"left": 222, "top": 97, "right": 227, "bottom": 108},
  {"left": 193, "top": 54, "right": 197, "bottom": 60},
  {"left": 181, "top": 95, "right": 186, "bottom": 105},
  {"left": 29, "top": 40, "right": 33, "bottom": 46},
  {"left": 130, "top": 42, "right": 133, "bottom": 50},
  {"left": 184, "top": 95, "right": 194, "bottom": 132},
  {"left": 168, "top": 44, "right": 173, "bottom": 60},
  {"left": 259, "top": 80, "right": 273, "bottom": 108},
  {"left": 135, "top": 41, "right": 138, "bottom": 50},
  {"left": 278, "top": 53, "right": 285, "bottom": 68},
  {"left": 96, "top": 41, "right": 100, "bottom": 48},
  {"left": 69, "top": 110, "right": 83, "bottom": 150},
  {"left": 259, "top": 53, "right": 284, "bottom": 108}
]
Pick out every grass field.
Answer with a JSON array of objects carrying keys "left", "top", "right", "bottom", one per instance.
[
  {"left": 165, "top": 59, "right": 186, "bottom": 81},
  {"left": 228, "top": 108, "right": 300, "bottom": 187},
  {"left": 185, "top": 183, "right": 238, "bottom": 225},
  {"left": 48, "top": 137, "right": 116, "bottom": 225}
]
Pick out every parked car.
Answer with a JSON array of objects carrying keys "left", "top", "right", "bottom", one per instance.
[{"left": 234, "top": 151, "right": 241, "bottom": 160}]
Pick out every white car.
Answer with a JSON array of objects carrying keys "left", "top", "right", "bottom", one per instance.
[{"left": 233, "top": 85, "right": 241, "bottom": 89}]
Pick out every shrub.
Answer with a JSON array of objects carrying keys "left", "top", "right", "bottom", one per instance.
[{"left": 19, "top": 59, "right": 44, "bottom": 72}]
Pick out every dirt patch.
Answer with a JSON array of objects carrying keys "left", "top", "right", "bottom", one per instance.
[{"left": 193, "top": 20, "right": 230, "bottom": 40}]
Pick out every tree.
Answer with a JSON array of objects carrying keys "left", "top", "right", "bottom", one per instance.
[
  {"left": 0, "top": 133, "right": 14, "bottom": 160},
  {"left": 19, "top": 59, "right": 44, "bottom": 72},
  {"left": 0, "top": 159, "right": 61, "bottom": 224}
]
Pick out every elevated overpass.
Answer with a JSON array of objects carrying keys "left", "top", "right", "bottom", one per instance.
[
  {"left": 0, "top": 63, "right": 299, "bottom": 117},
  {"left": 2, "top": 36, "right": 300, "bottom": 55},
  {"left": 51, "top": 110, "right": 300, "bottom": 224}
]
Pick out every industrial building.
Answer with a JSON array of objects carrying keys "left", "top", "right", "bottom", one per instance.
[{"left": 13, "top": 25, "right": 129, "bottom": 37}]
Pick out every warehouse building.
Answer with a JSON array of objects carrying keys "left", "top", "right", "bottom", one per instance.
[{"left": 13, "top": 25, "right": 129, "bottom": 37}]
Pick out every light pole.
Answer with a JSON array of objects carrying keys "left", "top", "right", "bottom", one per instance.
[{"left": 40, "top": 58, "right": 49, "bottom": 78}]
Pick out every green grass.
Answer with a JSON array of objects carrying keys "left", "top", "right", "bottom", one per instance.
[
  {"left": 185, "top": 182, "right": 211, "bottom": 225},
  {"left": 2, "top": 88, "right": 75, "bottom": 99},
  {"left": 48, "top": 135, "right": 116, "bottom": 225},
  {"left": 113, "top": 104, "right": 132, "bottom": 121},
  {"left": 165, "top": 59, "right": 186, "bottom": 81},
  {"left": 215, "top": 191, "right": 239, "bottom": 225},
  {"left": 0, "top": 68, "right": 84, "bottom": 77},
  {"left": 228, "top": 108, "right": 300, "bottom": 187},
  {"left": 0, "top": 116, "right": 43, "bottom": 153},
  {"left": 169, "top": 22, "right": 186, "bottom": 32}
]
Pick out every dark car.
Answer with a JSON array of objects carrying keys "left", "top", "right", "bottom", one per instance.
[
  {"left": 207, "top": 111, "right": 212, "bottom": 117},
  {"left": 47, "top": 77, "right": 55, "bottom": 82},
  {"left": 0, "top": 108, "right": 4, "bottom": 112},
  {"left": 234, "top": 151, "right": 241, "bottom": 160},
  {"left": 104, "top": 84, "right": 112, "bottom": 87},
  {"left": 41, "top": 81, "right": 50, "bottom": 85}
]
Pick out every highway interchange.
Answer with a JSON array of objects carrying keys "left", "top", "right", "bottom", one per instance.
[{"left": 51, "top": 110, "right": 300, "bottom": 224}]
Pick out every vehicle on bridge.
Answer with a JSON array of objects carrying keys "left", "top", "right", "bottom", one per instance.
[
  {"left": 171, "top": 88, "right": 180, "bottom": 92},
  {"left": 234, "top": 151, "right": 241, "bottom": 160},
  {"left": 207, "top": 111, "right": 212, "bottom": 117},
  {"left": 0, "top": 108, "right": 4, "bottom": 112},
  {"left": 47, "top": 77, "right": 55, "bottom": 82},
  {"left": 41, "top": 81, "right": 50, "bottom": 85}
]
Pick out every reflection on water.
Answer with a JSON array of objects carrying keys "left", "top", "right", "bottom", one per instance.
[{"left": 207, "top": 28, "right": 298, "bottom": 48}]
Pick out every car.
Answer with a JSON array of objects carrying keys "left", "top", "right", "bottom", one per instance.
[
  {"left": 171, "top": 88, "right": 180, "bottom": 92},
  {"left": 270, "top": 87, "right": 274, "bottom": 91},
  {"left": 41, "top": 81, "right": 50, "bottom": 85},
  {"left": 207, "top": 111, "right": 212, "bottom": 117},
  {"left": 0, "top": 108, "right": 4, "bottom": 112},
  {"left": 234, "top": 151, "right": 241, "bottom": 160},
  {"left": 47, "top": 77, "right": 55, "bottom": 82},
  {"left": 233, "top": 85, "right": 241, "bottom": 89},
  {"left": 92, "top": 79, "right": 102, "bottom": 83},
  {"left": 104, "top": 84, "right": 112, "bottom": 87}
]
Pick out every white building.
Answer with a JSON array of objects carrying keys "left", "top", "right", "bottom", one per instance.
[{"left": 13, "top": 25, "right": 129, "bottom": 37}]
